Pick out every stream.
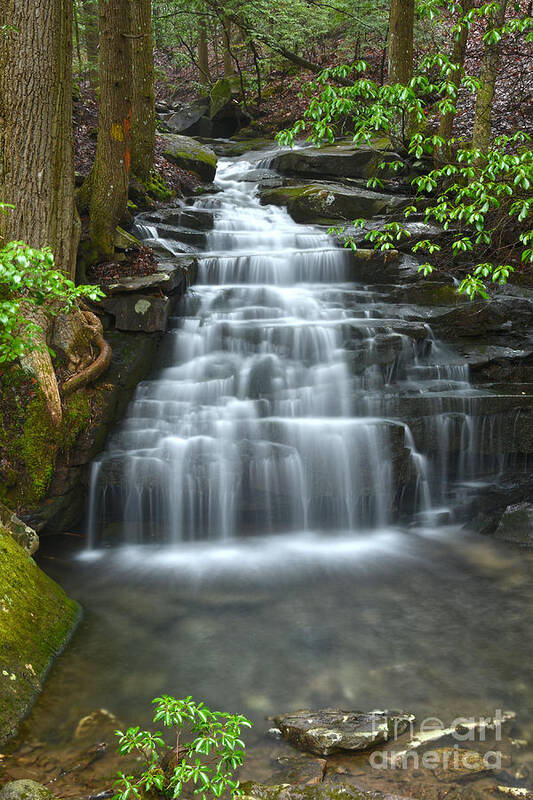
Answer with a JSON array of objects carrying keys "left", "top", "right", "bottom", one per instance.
[{"left": 7, "top": 152, "right": 533, "bottom": 797}]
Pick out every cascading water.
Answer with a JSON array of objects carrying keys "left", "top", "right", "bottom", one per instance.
[{"left": 87, "top": 155, "right": 509, "bottom": 547}]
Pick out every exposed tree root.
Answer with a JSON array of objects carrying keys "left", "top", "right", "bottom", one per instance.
[{"left": 61, "top": 309, "right": 112, "bottom": 396}]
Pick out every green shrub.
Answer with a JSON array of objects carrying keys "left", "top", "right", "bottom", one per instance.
[{"left": 113, "top": 695, "right": 252, "bottom": 800}]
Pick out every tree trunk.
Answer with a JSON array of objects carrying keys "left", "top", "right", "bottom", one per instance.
[
  {"left": 131, "top": 0, "right": 155, "bottom": 181},
  {"left": 0, "top": 0, "right": 78, "bottom": 278},
  {"left": 84, "top": 0, "right": 133, "bottom": 260},
  {"left": 81, "top": 0, "right": 99, "bottom": 89},
  {"left": 436, "top": 0, "right": 473, "bottom": 162},
  {"left": 223, "top": 18, "right": 234, "bottom": 77},
  {"left": 472, "top": 0, "right": 508, "bottom": 155},
  {"left": 198, "top": 15, "right": 211, "bottom": 84},
  {"left": 388, "top": 0, "right": 415, "bottom": 84}
]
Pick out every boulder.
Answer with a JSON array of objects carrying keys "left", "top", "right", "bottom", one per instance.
[
  {"left": 159, "top": 134, "right": 218, "bottom": 182},
  {"left": 209, "top": 77, "right": 251, "bottom": 136},
  {"left": 494, "top": 502, "right": 533, "bottom": 545},
  {"left": 0, "top": 502, "right": 39, "bottom": 555},
  {"left": 260, "top": 183, "right": 410, "bottom": 224},
  {"left": 268, "top": 144, "right": 403, "bottom": 180},
  {"left": 273, "top": 709, "right": 414, "bottom": 756},
  {"left": 0, "top": 782, "right": 57, "bottom": 800},
  {"left": 210, "top": 77, "right": 240, "bottom": 118},
  {"left": 97, "top": 293, "right": 172, "bottom": 333},
  {"left": 164, "top": 100, "right": 210, "bottom": 136},
  {"left": 0, "top": 527, "right": 79, "bottom": 746}
]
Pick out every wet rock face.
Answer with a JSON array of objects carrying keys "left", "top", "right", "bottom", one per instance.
[
  {"left": 493, "top": 502, "right": 533, "bottom": 545},
  {"left": 273, "top": 709, "right": 415, "bottom": 756}
]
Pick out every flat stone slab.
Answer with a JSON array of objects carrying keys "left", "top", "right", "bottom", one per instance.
[
  {"left": 273, "top": 709, "right": 414, "bottom": 756},
  {"left": 103, "top": 264, "right": 188, "bottom": 295}
]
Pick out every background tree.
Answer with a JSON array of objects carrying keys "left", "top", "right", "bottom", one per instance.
[
  {"left": 80, "top": 0, "right": 133, "bottom": 260},
  {"left": 472, "top": 0, "right": 509, "bottom": 154},
  {"left": 81, "top": 0, "right": 99, "bottom": 89},
  {"left": 387, "top": 0, "right": 415, "bottom": 84},
  {"left": 0, "top": 0, "right": 78, "bottom": 278},
  {"left": 132, "top": 0, "right": 156, "bottom": 181}
]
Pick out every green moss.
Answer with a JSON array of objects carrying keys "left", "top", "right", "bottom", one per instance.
[
  {"left": 62, "top": 391, "right": 92, "bottom": 450},
  {"left": 210, "top": 77, "right": 240, "bottom": 119},
  {"left": 0, "top": 527, "right": 79, "bottom": 746},
  {"left": 0, "top": 366, "right": 97, "bottom": 511},
  {"left": 143, "top": 170, "right": 173, "bottom": 202}
]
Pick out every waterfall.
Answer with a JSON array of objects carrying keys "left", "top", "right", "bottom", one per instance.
[{"left": 86, "top": 157, "right": 505, "bottom": 546}]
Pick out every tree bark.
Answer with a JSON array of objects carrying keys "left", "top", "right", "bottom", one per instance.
[
  {"left": 131, "top": 0, "right": 155, "bottom": 181},
  {"left": 0, "top": 0, "right": 78, "bottom": 278},
  {"left": 83, "top": 0, "right": 133, "bottom": 260},
  {"left": 198, "top": 15, "right": 211, "bottom": 84},
  {"left": 81, "top": 0, "right": 99, "bottom": 89},
  {"left": 223, "top": 18, "right": 234, "bottom": 77},
  {"left": 388, "top": 0, "right": 415, "bottom": 84},
  {"left": 436, "top": 0, "right": 473, "bottom": 162},
  {"left": 472, "top": 0, "right": 508, "bottom": 154}
]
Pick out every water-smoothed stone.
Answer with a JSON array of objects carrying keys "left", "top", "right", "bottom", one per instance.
[
  {"left": 160, "top": 134, "right": 218, "bottom": 182},
  {"left": 260, "top": 183, "right": 410, "bottom": 224},
  {"left": 234, "top": 168, "right": 283, "bottom": 188},
  {"left": 494, "top": 502, "right": 533, "bottom": 545},
  {"left": 0, "top": 781, "right": 57, "bottom": 800},
  {"left": 273, "top": 709, "right": 414, "bottom": 756},
  {"left": 142, "top": 223, "right": 206, "bottom": 246},
  {"left": 268, "top": 145, "right": 403, "bottom": 181},
  {"left": 239, "top": 782, "right": 417, "bottom": 800},
  {"left": 0, "top": 528, "right": 79, "bottom": 746}
]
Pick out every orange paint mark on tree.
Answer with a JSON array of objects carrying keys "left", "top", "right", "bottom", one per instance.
[{"left": 123, "top": 108, "right": 132, "bottom": 174}]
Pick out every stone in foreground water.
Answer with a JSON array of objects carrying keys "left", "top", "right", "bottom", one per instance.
[{"left": 273, "top": 709, "right": 415, "bottom": 756}]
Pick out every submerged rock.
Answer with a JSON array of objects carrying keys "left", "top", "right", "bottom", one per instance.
[
  {"left": 273, "top": 709, "right": 414, "bottom": 756},
  {"left": 0, "top": 781, "right": 57, "bottom": 800},
  {"left": 74, "top": 708, "right": 122, "bottom": 741},
  {"left": 240, "top": 782, "right": 416, "bottom": 800},
  {"left": 159, "top": 134, "right": 218, "bottom": 182}
]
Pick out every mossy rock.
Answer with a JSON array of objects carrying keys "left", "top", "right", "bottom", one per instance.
[
  {"left": 0, "top": 781, "right": 58, "bottom": 800},
  {"left": 0, "top": 529, "right": 79, "bottom": 746},
  {"left": 260, "top": 183, "right": 409, "bottom": 224},
  {"left": 159, "top": 134, "right": 218, "bottom": 182},
  {"left": 210, "top": 76, "right": 240, "bottom": 119},
  {"left": 0, "top": 367, "right": 94, "bottom": 511}
]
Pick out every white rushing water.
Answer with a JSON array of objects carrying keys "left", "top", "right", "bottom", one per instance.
[{"left": 87, "top": 156, "right": 507, "bottom": 547}]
